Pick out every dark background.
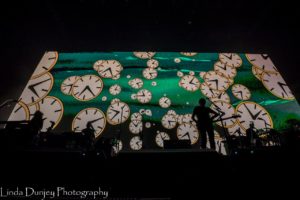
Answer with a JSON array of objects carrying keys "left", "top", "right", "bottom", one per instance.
[{"left": 1, "top": 0, "right": 299, "bottom": 119}]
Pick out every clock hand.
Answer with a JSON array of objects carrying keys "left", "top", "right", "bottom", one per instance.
[
  {"left": 236, "top": 91, "right": 243, "bottom": 99},
  {"left": 209, "top": 79, "right": 218, "bottom": 90},
  {"left": 189, "top": 78, "right": 197, "bottom": 85},
  {"left": 218, "top": 63, "right": 227, "bottom": 70},
  {"left": 28, "top": 78, "right": 51, "bottom": 97},
  {"left": 86, "top": 86, "right": 96, "bottom": 96},
  {"left": 111, "top": 109, "right": 120, "bottom": 120},
  {"left": 102, "top": 67, "right": 113, "bottom": 76},
  {"left": 277, "top": 82, "right": 288, "bottom": 96},
  {"left": 88, "top": 117, "right": 103, "bottom": 124},
  {"left": 261, "top": 54, "right": 269, "bottom": 60},
  {"left": 243, "top": 104, "right": 256, "bottom": 120},
  {"left": 223, "top": 54, "right": 232, "bottom": 60},
  {"left": 257, "top": 117, "right": 271, "bottom": 127}
]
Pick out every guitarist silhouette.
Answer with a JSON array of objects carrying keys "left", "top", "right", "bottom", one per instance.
[{"left": 192, "top": 98, "right": 219, "bottom": 150}]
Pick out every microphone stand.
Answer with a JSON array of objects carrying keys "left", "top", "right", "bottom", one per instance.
[{"left": 207, "top": 98, "right": 233, "bottom": 154}]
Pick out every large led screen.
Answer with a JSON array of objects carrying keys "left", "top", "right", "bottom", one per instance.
[{"left": 8, "top": 52, "right": 300, "bottom": 154}]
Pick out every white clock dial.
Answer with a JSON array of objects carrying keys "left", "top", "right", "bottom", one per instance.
[
  {"left": 227, "top": 123, "right": 246, "bottom": 136},
  {"left": 38, "top": 96, "right": 64, "bottom": 132},
  {"left": 131, "top": 112, "right": 142, "bottom": 121},
  {"left": 109, "top": 84, "right": 121, "bottom": 96},
  {"left": 106, "top": 101, "right": 130, "bottom": 125},
  {"left": 210, "top": 92, "right": 231, "bottom": 103},
  {"left": 136, "top": 89, "right": 152, "bottom": 104},
  {"left": 161, "top": 114, "right": 177, "bottom": 129},
  {"left": 31, "top": 51, "right": 58, "bottom": 79},
  {"left": 93, "top": 60, "right": 104, "bottom": 71},
  {"left": 214, "top": 61, "right": 237, "bottom": 79},
  {"left": 130, "top": 136, "right": 143, "bottom": 150},
  {"left": 28, "top": 103, "right": 40, "bottom": 120},
  {"left": 182, "top": 114, "right": 196, "bottom": 126},
  {"left": 246, "top": 54, "right": 278, "bottom": 73},
  {"left": 177, "top": 123, "right": 199, "bottom": 145},
  {"left": 210, "top": 101, "right": 237, "bottom": 128},
  {"left": 200, "top": 82, "right": 221, "bottom": 98},
  {"left": 179, "top": 75, "right": 200, "bottom": 92},
  {"left": 97, "top": 60, "right": 123, "bottom": 78},
  {"left": 159, "top": 97, "right": 171, "bottom": 108},
  {"left": 236, "top": 101, "right": 273, "bottom": 131},
  {"left": 61, "top": 76, "right": 80, "bottom": 95},
  {"left": 155, "top": 132, "right": 170, "bottom": 148},
  {"left": 72, "top": 108, "right": 106, "bottom": 138},
  {"left": 128, "top": 78, "right": 143, "bottom": 89},
  {"left": 261, "top": 72, "right": 295, "bottom": 100},
  {"left": 112, "top": 140, "right": 123, "bottom": 154},
  {"left": 147, "top": 59, "right": 159, "bottom": 68},
  {"left": 219, "top": 53, "right": 242, "bottom": 68},
  {"left": 252, "top": 66, "right": 264, "bottom": 81},
  {"left": 204, "top": 71, "right": 230, "bottom": 91},
  {"left": 72, "top": 75, "right": 103, "bottom": 101},
  {"left": 8, "top": 101, "right": 30, "bottom": 121},
  {"left": 143, "top": 68, "right": 158, "bottom": 80},
  {"left": 177, "top": 115, "right": 184, "bottom": 125},
  {"left": 180, "top": 52, "right": 197, "bottom": 56},
  {"left": 231, "top": 84, "right": 251, "bottom": 100},
  {"left": 133, "top": 52, "right": 156, "bottom": 59},
  {"left": 19, "top": 72, "right": 54, "bottom": 105},
  {"left": 129, "top": 120, "right": 143, "bottom": 134},
  {"left": 167, "top": 110, "right": 177, "bottom": 116},
  {"left": 111, "top": 98, "right": 120, "bottom": 105}
]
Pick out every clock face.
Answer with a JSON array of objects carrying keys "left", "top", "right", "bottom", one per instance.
[
  {"left": 210, "top": 101, "right": 237, "bottom": 128},
  {"left": 31, "top": 51, "right": 58, "bottom": 79},
  {"left": 219, "top": 53, "right": 242, "bottom": 68},
  {"left": 236, "top": 101, "right": 273, "bottom": 131},
  {"left": 210, "top": 92, "right": 231, "bottom": 103},
  {"left": 161, "top": 114, "right": 177, "bottom": 129},
  {"left": 72, "top": 75, "right": 103, "bottom": 101},
  {"left": 180, "top": 52, "right": 197, "bottom": 56},
  {"left": 231, "top": 84, "right": 251, "bottom": 100},
  {"left": 159, "top": 97, "right": 171, "bottom": 108},
  {"left": 143, "top": 68, "right": 158, "bottom": 80},
  {"left": 93, "top": 60, "right": 104, "bottom": 71},
  {"left": 19, "top": 72, "right": 54, "bottom": 105},
  {"left": 200, "top": 82, "right": 221, "bottom": 98},
  {"left": 38, "top": 96, "right": 64, "bottom": 132},
  {"left": 177, "top": 115, "right": 184, "bottom": 125},
  {"left": 177, "top": 123, "right": 199, "bottom": 145},
  {"left": 136, "top": 89, "right": 152, "bottom": 104},
  {"left": 227, "top": 123, "right": 246, "bottom": 136},
  {"left": 182, "top": 114, "right": 196, "bottom": 125},
  {"left": 128, "top": 78, "right": 143, "bottom": 89},
  {"left": 252, "top": 66, "right": 264, "bottom": 81},
  {"left": 204, "top": 71, "right": 231, "bottom": 91},
  {"left": 106, "top": 101, "right": 130, "bottom": 125},
  {"left": 130, "top": 136, "right": 143, "bottom": 150},
  {"left": 72, "top": 108, "right": 106, "bottom": 138},
  {"left": 179, "top": 75, "right": 200, "bottom": 92},
  {"left": 261, "top": 72, "right": 295, "bottom": 100},
  {"left": 131, "top": 112, "right": 142, "bottom": 121},
  {"left": 246, "top": 54, "right": 278, "bottom": 73},
  {"left": 167, "top": 110, "right": 177, "bottom": 116},
  {"left": 97, "top": 60, "right": 123, "bottom": 78},
  {"left": 214, "top": 61, "right": 237, "bottom": 79},
  {"left": 129, "top": 120, "right": 143, "bottom": 134},
  {"left": 8, "top": 101, "right": 30, "bottom": 121},
  {"left": 109, "top": 84, "right": 121, "bottom": 95},
  {"left": 147, "top": 59, "right": 159, "bottom": 68},
  {"left": 155, "top": 132, "right": 170, "bottom": 148},
  {"left": 61, "top": 76, "right": 80, "bottom": 95},
  {"left": 133, "top": 52, "right": 156, "bottom": 59}
]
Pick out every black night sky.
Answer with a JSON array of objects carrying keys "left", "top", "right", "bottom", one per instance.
[{"left": 1, "top": 0, "right": 299, "bottom": 108}]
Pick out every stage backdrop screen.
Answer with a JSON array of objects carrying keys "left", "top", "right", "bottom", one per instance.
[{"left": 8, "top": 52, "right": 300, "bottom": 154}]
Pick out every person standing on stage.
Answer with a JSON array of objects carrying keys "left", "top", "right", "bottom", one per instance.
[{"left": 192, "top": 98, "right": 219, "bottom": 150}]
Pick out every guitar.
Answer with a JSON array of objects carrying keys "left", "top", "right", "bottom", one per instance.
[{"left": 212, "top": 114, "right": 241, "bottom": 122}]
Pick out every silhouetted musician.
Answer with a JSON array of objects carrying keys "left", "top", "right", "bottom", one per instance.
[
  {"left": 82, "top": 122, "right": 96, "bottom": 150},
  {"left": 192, "top": 98, "right": 219, "bottom": 150}
]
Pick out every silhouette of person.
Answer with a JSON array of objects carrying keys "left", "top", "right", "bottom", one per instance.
[
  {"left": 246, "top": 121, "right": 259, "bottom": 148},
  {"left": 28, "top": 111, "right": 44, "bottom": 146},
  {"left": 192, "top": 98, "right": 219, "bottom": 150},
  {"left": 82, "top": 122, "right": 96, "bottom": 150}
]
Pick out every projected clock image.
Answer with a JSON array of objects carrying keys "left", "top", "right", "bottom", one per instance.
[{"left": 8, "top": 51, "right": 300, "bottom": 154}]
